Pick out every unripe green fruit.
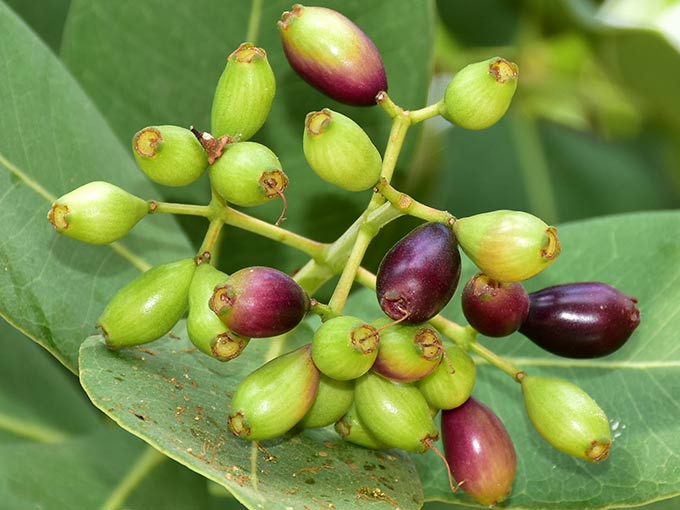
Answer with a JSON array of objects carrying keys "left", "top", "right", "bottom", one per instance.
[
  {"left": 440, "top": 57, "right": 519, "bottom": 130},
  {"left": 303, "top": 109, "right": 382, "bottom": 191},
  {"left": 47, "top": 181, "right": 148, "bottom": 245},
  {"left": 417, "top": 344, "right": 476, "bottom": 410},
  {"left": 211, "top": 43, "right": 276, "bottom": 141},
  {"left": 228, "top": 344, "right": 319, "bottom": 440},
  {"left": 453, "top": 210, "right": 561, "bottom": 282},
  {"left": 335, "top": 402, "right": 387, "bottom": 450},
  {"left": 311, "top": 315, "right": 379, "bottom": 380},
  {"left": 209, "top": 141, "right": 288, "bottom": 207},
  {"left": 187, "top": 263, "right": 249, "bottom": 361},
  {"left": 297, "top": 374, "right": 354, "bottom": 429},
  {"left": 132, "top": 125, "right": 208, "bottom": 186},
  {"left": 98, "top": 258, "right": 196, "bottom": 349},
  {"left": 354, "top": 371, "right": 439, "bottom": 453},
  {"left": 521, "top": 374, "right": 611, "bottom": 462},
  {"left": 371, "top": 318, "right": 443, "bottom": 382}
]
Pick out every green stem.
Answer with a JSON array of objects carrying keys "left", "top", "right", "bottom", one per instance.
[
  {"left": 468, "top": 340, "right": 525, "bottom": 382},
  {"left": 409, "top": 101, "right": 445, "bottom": 124},
  {"left": 149, "top": 201, "right": 212, "bottom": 217},
  {"left": 379, "top": 114, "right": 411, "bottom": 184},
  {"left": 197, "top": 218, "right": 225, "bottom": 258},
  {"left": 0, "top": 413, "right": 69, "bottom": 443},
  {"left": 245, "top": 0, "right": 264, "bottom": 44},
  {"left": 101, "top": 446, "right": 167, "bottom": 510},
  {"left": 377, "top": 178, "right": 455, "bottom": 224},
  {"left": 309, "top": 299, "right": 336, "bottom": 322}
]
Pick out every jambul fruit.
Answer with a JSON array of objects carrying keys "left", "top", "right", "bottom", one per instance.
[
  {"left": 376, "top": 222, "right": 461, "bottom": 323},
  {"left": 520, "top": 282, "right": 640, "bottom": 358},
  {"left": 417, "top": 344, "right": 476, "bottom": 410},
  {"left": 297, "top": 374, "right": 354, "bottom": 429}
]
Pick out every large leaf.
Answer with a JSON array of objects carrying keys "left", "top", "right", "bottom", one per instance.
[
  {"left": 3, "top": 0, "right": 70, "bottom": 52},
  {"left": 60, "top": 0, "right": 435, "bottom": 273},
  {"left": 79, "top": 322, "right": 424, "bottom": 510},
  {"left": 0, "top": 2, "right": 194, "bottom": 371}
]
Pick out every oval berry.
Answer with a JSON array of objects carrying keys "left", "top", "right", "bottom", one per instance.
[
  {"left": 462, "top": 273, "right": 529, "bottom": 337},
  {"left": 297, "top": 374, "right": 354, "bottom": 429},
  {"left": 441, "top": 397, "right": 517, "bottom": 506},
  {"left": 519, "top": 282, "right": 640, "bottom": 358},
  {"left": 376, "top": 222, "right": 461, "bottom": 323},
  {"left": 209, "top": 266, "right": 309, "bottom": 338},
  {"left": 417, "top": 344, "right": 476, "bottom": 410},
  {"left": 335, "top": 402, "right": 387, "bottom": 450}
]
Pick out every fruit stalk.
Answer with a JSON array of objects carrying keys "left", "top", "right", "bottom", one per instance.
[{"left": 376, "top": 178, "right": 454, "bottom": 225}]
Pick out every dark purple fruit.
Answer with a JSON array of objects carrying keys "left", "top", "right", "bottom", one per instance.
[
  {"left": 461, "top": 273, "right": 529, "bottom": 337},
  {"left": 209, "top": 266, "right": 310, "bottom": 338},
  {"left": 442, "top": 397, "right": 517, "bottom": 506},
  {"left": 519, "top": 282, "right": 640, "bottom": 358},
  {"left": 376, "top": 222, "right": 461, "bottom": 323}
]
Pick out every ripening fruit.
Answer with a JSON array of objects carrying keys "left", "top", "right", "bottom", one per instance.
[
  {"left": 187, "top": 262, "right": 249, "bottom": 361},
  {"left": 521, "top": 375, "right": 611, "bottom": 462},
  {"left": 311, "top": 315, "right": 379, "bottom": 380},
  {"left": 417, "top": 344, "right": 476, "bottom": 410},
  {"left": 303, "top": 108, "right": 382, "bottom": 191},
  {"left": 228, "top": 344, "right": 319, "bottom": 440},
  {"left": 335, "top": 402, "right": 388, "bottom": 449},
  {"left": 47, "top": 181, "right": 148, "bottom": 245},
  {"left": 211, "top": 43, "right": 276, "bottom": 141},
  {"left": 439, "top": 57, "right": 519, "bottom": 130},
  {"left": 132, "top": 125, "right": 208, "bottom": 186},
  {"left": 519, "top": 282, "right": 640, "bottom": 358},
  {"left": 297, "top": 375, "right": 354, "bottom": 429},
  {"left": 377, "top": 222, "right": 461, "bottom": 323},
  {"left": 453, "top": 210, "right": 560, "bottom": 282},
  {"left": 354, "top": 371, "right": 439, "bottom": 453},
  {"left": 371, "top": 318, "right": 443, "bottom": 382},
  {"left": 209, "top": 266, "right": 309, "bottom": 338},
  {"left": 278, "top": 4, "right": 387, "bottom": 106},
  {"left": 461, "top": 273, "right": 529, "bottom": 337},
  {"left": 209, "top": 141, "right": 288, "bottom": 207},
  {"left": 98, "top": 258, "right": 196, "bottom": 349},
  {"left": 441, "top": 397, "right": 517, "bottom": 506}
]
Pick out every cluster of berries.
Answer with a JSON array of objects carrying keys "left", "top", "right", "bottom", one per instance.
[{"left": 45, "top": 4, "right": 641, "bottom": 507}]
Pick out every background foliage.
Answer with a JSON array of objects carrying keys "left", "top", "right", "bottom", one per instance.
[{"left": 1, "top": 0, "right": 679, "bottom": 508}]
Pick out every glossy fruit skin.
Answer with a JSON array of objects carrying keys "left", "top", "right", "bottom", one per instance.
[
  {"left": 520, "top": 282, "right": 640, "bottom": 358},
  {"left": 98, "top": 258, "right": 196, "bottom": 349},
  {"left": 209, "top": 266, "right": 309, "bottom": 338},
  {"left": 297, "top": 374, "right": 354, "bottom": 429},
  {"left": 335, "top": 402, "right": 387, "bottom": 449},
  {"left": 521, "top": 375, "right": 611, "bottom": 462},
  {"left": 228, "top": 344, "right": 319, "bottom": 440},
  {"left": 417, "top": 344, "right": 476, "bottom": 410},
  {"left": 278, "top": 4, "right": 387, "bottom": 105},
  {"left": 376, "top": 222, "right": 461, "bottom": 323},
  {"left": 462, "top": 273, "right": 529, "bottom": 337},
  {"left": 441, "top": 397, "right": 517, "bottom": 506}
]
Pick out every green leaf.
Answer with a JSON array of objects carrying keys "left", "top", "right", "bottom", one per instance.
[
  {"left": 79, "top": 322, "right": 424, "bottom": 510},
  {"left": 0, "top": 2, "right": 194, "bottom": 371},
  {"left": 60, "top": 0, "right": 435, "bottom": 273},
  {"left": 3, "top": 0, "right": 70, "bottom": 52}
]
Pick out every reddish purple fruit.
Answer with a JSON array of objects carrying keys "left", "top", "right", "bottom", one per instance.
[
  {"left": 519, "top": 282, "right": 640, "bottom": 358},
  {"left": 209, "top": 266, "right": 310, "bottom": 338},
  {"left": 376, "top": 222, "right": 461, "bottom": 323},
  {"left": 461, "top": 273, "right": 529, "bottom": 337},
  {"left": 442, "top": 397, "right": 517, "bottom": 506}
]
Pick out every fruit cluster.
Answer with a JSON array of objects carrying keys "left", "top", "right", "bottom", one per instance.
[{"left": 46, "top": 4, "right": 641, "bottom": 507}]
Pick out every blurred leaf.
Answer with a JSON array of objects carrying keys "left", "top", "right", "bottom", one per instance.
[
  {"left": 79, "top": 322, "right": 424, "bottom": 510},
  {"left": 3, "top": 0, "right": 70, "bottom": 52},
  {"left": 0, "top": 2, "right": 193, "bottom": 371}
]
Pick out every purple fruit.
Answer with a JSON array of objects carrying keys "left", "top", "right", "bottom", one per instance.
[
  {"left": 519, "top": 282, "right": 640, "bottom": 358},
  {"left": 376, "top": 222, "right": 461, "bottom": 323},
  {"left": 461, "top": 273, "right": 529, "bottom": 337},
  {"left": 209, "top": 266, "right": 310, "bottom": 338},
  {"left": 442, "top": 397, "right": 517, "bottom": 506}
]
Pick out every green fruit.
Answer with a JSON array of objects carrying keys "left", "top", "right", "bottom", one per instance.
[
  {"left": 297, "top": 374, "right": 354, "bottom": 429},
  {"left": 311, "top": 315, "right": 379, "bottom": 380},
  {"left": 211, "top": 43, "right": 276, "bottom": 141},
  {"left": 335, "top": 402, "right": 387, "bottom": 450},
  {"left": 417, "top": 344, "right": 476, "bottom": 410},
  {"left": 47, "top": 181, "right": 148, "bottom": 245},
  {"left": 303, "top": 108, "right": 382, "bottom": 191},
  {"left": 209, "top": 141, "right": 288, "bottom": 207},
  {"left": 187, "top": 263, "right": 249, "bottom": 361},
  {"left": 354, "top": 371, "right": 439, "bottom": 452},
  {"left": 371, "top": 318, "right": 443, "bottom": 382},
  {"left": 98, "top": 258, "right": 196, "bottom": 349},
  {"left": 521, "top": 375, "right": 611, "bottom": 462},
  {"left": 228, "top": 344, "right": 319, "bottom": 441},
  {"left": 132, "top": 125, "right": 208, "bottom": 186},
  {"left": 439, "top": 57, "right": 519, "bottom": 130},
  {"left": 453, "top": 210, "right": 561, "bottom": 282}
]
